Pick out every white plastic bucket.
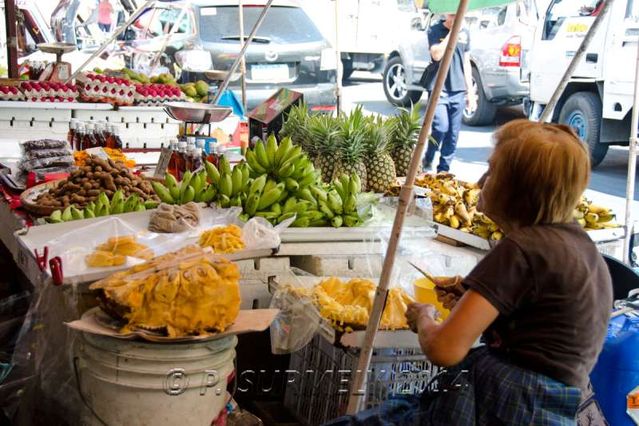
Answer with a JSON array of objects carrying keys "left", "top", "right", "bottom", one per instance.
[{"left": 75, "top": 333, "right": 237, "bottom": 426}]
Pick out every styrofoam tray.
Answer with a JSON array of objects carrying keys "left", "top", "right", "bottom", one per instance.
[
  {"left": 16, "top": 208, "right": 279, "bottom": 284},
  {"left": 436, "top": 222, "right": 625, "bottom": 251}
]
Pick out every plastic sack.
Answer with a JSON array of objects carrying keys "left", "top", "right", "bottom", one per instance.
[
  {"left": 19, "top": 155, "right": 74, "bottom": 172},
  {"left": 269, "top": 269, "right": 322, "bottom": 354},
  {"left": 25, "top": 148, "right": 72, "bottom": 160},
  {"left": 20, "top": 139, "right": 69, "bottom": 152}
]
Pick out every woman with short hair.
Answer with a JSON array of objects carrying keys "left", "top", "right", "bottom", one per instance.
[{"left": 327, "top": 120, "right": 612, "bottom": 425}]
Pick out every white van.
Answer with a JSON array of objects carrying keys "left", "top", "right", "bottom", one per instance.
[
  {"left": 305, "top": 0, "right": 420, "bottom": 80},
  {"left": 526, "top": 0, "right": 638, "bottom": 166}
]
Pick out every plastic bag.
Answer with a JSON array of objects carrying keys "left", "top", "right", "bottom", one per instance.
[
  {"left": 20, "top": 139, "right": 69, "bottom": 152},
  {"left": 269, "top": 269, "right": 322, "bottom": 354},
  {"left": 19, "top": 155, "right": 74, "bottom": 171},
  {"left": 25, "top": 148, "right": 72, "bottom": 160}
]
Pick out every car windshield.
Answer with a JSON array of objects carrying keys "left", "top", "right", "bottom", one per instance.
[{"left": 198, "top": 6, "right": 323, "bottom": 44}]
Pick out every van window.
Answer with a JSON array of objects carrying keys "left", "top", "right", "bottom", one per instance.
[
  {"left": 543, "top": 0, "right": 602, "bottom": 40},
  {"left": 627, "top": 0, "right": 639, "bottom": 18},
  {"left": 199, "top": 6, "right": 323, "bottom": 44}
]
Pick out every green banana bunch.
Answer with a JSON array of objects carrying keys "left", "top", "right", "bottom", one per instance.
[
  {"left": 285, "top": 173, "right": 371, "bottom": 228},
  {"left": 47, "top": 189, "right": 156, "bottom": 223},
  {"left": 245, "top": 135, "right": 318, "bottom": 188},
  {"left": 205, "top": 157, "right": 250, "bottom": 208},
  {"left": 152, "top": 170, "right": 217, "bottom": 205}
]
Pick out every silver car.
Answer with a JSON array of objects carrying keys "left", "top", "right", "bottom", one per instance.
[{"left": 382, "top": 1, "right": 537, "bottom": 126}]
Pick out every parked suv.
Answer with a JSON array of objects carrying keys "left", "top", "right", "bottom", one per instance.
[
  {"left": 382, "top": 1, "right": 537, "bottom": 126},
  {"left": 47, "top": 0, "right": 337, "bottom": 110}
]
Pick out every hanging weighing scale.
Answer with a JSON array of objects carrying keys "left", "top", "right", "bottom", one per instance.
[{"left": 36, "top": 43, "right": 76, "bottom": 82}]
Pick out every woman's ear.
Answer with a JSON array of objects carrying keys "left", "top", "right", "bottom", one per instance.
[{"left": 477, "top": 171, "right": 488, "bottom": 189}]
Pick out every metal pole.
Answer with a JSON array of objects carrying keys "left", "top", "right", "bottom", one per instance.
[
  {"left": 334, "top": 0, "right": 342, "bottom": 114},
  {"left": 345, "top": 0, "right": 470, "bottom": 414},
  {"left": 239, "top": 0, "right": 248, "bottom": 112},
  {"left": 623, "top": 40, "right": 639, "bottom": 264},
  {"left": 212, "top": 0, "right": 274, "bottom": 105},
  {"left": 539, "top": 0, "right": 614, "bottom": 122},
  {"left": 66, "top": 0, "right": 155, "bottom": 82},
  {"left": 149, "top": 5, "right": 188, "bottom": 75},
  {"left": 4, "top": 0, "right": 18, "bottom": 78}
]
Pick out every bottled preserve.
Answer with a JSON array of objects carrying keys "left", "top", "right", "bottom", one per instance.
[
  {"left": 107, "top": 124, "right": 123, "bottom": 150},
  {"left": 167, "top": 139, "right": 181, "bottom": 178}
]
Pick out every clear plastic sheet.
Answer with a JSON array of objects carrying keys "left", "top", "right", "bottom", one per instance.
[
  {"left": 6, "top": 207, "right": 290, "bottom": 424},
  {"left": 269, "top": 269, "right": 322, "bottom": 354}
]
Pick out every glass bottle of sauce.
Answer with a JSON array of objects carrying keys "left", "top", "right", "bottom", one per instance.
[
  {"left": 83, "top": 122, "right": 98, "bottom": 149},
  {"left": 74, "top": 123, "right": 86, "bottom": 151},
  {"left": 167, "top": 138, "right": 181, "bottom": 177},
  {"left": 176, "top": 141, "right": 188, "bottom": 179},
  {"left": 107, "top": 124, "right": 124, "bottom": 150},
  {"left": 67, "top": 119, "right": 77, "bottom": 148}
]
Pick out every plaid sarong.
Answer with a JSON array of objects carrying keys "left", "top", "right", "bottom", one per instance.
[{"left": 324, "top": 347, "right": 583, "bottom": 425}]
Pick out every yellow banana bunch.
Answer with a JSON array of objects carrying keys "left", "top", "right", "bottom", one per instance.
[
  {"left": 417, "top": 172, "right": 502, "bottom": 240},
  {"left": 575, "top": 196, "right": 620, "bottom": 230}
]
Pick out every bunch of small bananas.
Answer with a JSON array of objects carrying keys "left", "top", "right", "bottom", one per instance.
[
  {"left": 152, "top": 170, "right": 217, "bottom": 205},
  {"left": 574, "top": 197, "right": 619, "bottom": 230},
  {"left": 416, "top": 172, "right": 503, "bottom": 241},
  {"left": 49, "top": 190, "right": 158, "bottom": 223},
  {"left": 204, "top": 156, "right": 251, "bottom": 208},
  {"left": 242, "top": 135, "right": 372, "bottom": 228}
]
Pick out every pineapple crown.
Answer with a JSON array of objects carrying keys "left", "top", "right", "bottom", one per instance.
[
  {"left": 336, "top": 107, "right": 368, "bottom": 165},
  {"left": 308, "top": 113, "right": 340, "bottom": 156},
  {"left": 364, "top": 115, "right": 392, "bottom": 156},
  {"left": 280, "top": 103, "right": 313, "bottom": 153},
  {"left": 389, "top": 106, "right": 422, "bottom": 150}
]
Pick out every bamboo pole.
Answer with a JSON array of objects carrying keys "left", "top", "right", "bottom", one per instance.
[
  {"left": 239, "top": 0, "right": 248, "bottom": 112},
  {"left": 538, "top": 0, "right": 614, "bottom": 122},
  {"left": 334, "top": 0, "right": 342, "bottom": 114},
  {"left": 623, "top": 39, "right": 639, "bottom": 264},
  {"left": 346, "top": 0, "right": 470, "bottom": 414},
  {"left": 66, "top": 0, "right": 155, "bottom": 82},
  {"left": 211, "top": 0, "right": 274, "bottom": 105}
]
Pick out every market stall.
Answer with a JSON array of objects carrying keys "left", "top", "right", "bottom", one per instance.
[{"left": 0, "top": 0, "right": 635, "bottom": 425}]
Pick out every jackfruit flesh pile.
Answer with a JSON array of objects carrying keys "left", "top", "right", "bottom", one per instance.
[
  {"left": 85, "top": 235, "right": 154, "bottom": 268},
  {"left": 90, "top": 245, "right": 241, "bottom": 337},
  {"left": 198, "top": 224, "right": 245, "bottom": 254},
  {"left": 311, "top": 277, "right": 415, "bottom": 331}
]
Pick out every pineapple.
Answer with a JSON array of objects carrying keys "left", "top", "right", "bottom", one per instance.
[
  {"left": 279, "top": 103, "right": 314, "bottom": 157},
  {"left": 331, "top": 107, "right": 369, "bottom": 190},
  {"left": 365, "top": 116, "right": 396, "bottom": 193},
  {"left": 308, "top": 114, "right": 340, "bottom": 182},
  {"left": 389, "top": 107, "right": 422, "bottom": 177}
]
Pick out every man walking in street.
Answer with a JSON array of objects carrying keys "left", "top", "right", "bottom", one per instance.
[{"left": 423, "top": 14, "right": 476, "bottom": 172}]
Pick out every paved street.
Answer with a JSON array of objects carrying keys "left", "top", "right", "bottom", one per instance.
[{"left": 342, "top": 72, "right": 639, "bottom": 223}]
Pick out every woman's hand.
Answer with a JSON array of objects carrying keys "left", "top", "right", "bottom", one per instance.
[
  {"left": 433, "top": 275, "right": 465, "bottom": 310},
  {"left": 406, "top": 303, "right": 439, "bottom": 333}
]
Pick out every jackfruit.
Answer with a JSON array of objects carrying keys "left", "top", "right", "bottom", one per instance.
[
  {"left": 90, "top": 245, "right": 241, "bottom": 337},
  {"left": 85, "top": 250, "right": 126, "bottom": 267},
  {"left": 310, "top": 277, "right": 415, "bottom": 331},
  {"left": 198, "top": 225, "right": 245, "bottom": 254}
]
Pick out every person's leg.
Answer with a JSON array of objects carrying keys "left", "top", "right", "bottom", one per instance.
[
  {"left": 424, "top": 96, "right": 449, "bottom": 169},
  {"left": 437, "top": 91, "right": 465, "bottom": 172}
]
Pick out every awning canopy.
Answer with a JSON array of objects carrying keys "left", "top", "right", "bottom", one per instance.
[{"left": 428, "top": 0, "right": 512, "bottom": 13}]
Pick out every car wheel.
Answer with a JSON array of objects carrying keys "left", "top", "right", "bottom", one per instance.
[
  {"left": 341, "top": 58, "right": 354, "bottom": 82},
  {"left": 463, "top": 67, "right": 497, "bottom": 126},
  {"left": 383, "top": 56, "right": 422, "bottom": 107},
  {"left": 558, "top": 92, "right": 608, "bottom": 167}
]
